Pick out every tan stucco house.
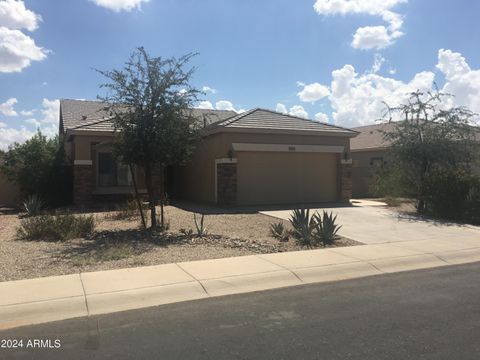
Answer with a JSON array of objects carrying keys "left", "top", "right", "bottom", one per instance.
[{"left": 60, "top": 99, "right": 358, "bottom": 207}]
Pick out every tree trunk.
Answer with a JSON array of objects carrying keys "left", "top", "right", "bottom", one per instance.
[
  {"left": 159, "top": 164, "right": 165, "bottom": 229},
  {"left": 144, "top": 162, "right": 157, "bottom": 228},
  {"left": 129, "top": 164, "right": 146, "bottom": 229}
]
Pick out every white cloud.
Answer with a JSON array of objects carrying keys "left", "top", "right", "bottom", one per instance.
[
  {"left": 196, "top": 100, "right": 214, "bottom": 110},
  {"left": 24, "top": 118, "right": 40, "bottom": 127},
  {"left": 0, "top": 126, "right": 34, "bottom": 150},
  {"left": 370, "top": 53, "right": 386, "bottom": 74},
  {"left": 0, "top": 1, "right": 46, "bottom": 73},
  {"left": 202, "top": 86, "right": 217, "bottom": 94},
  {"left": 436, "top": 49, "right": 480, "bottom": 115},
  {"left": 289, "top": 105, "right": 309, "bottom": 119},
  {"left": 314, "top": 112, "right": 329, "bottom": 122},
  {"left": 0, "top": 121, "right": 5, "bottom": 128},
  {"left": 275, "top": 103, "right": 288, "bottom": 114},
  {"left": 89, "top": 0, "right": 149, "bottom": 12},
  {"left": 329, "top": 63, "right": 434, "bottom": 127},
  {"left": 20, "top": 109, "right": 34, "bottom": 116},
  {"left": 0, "top": 0, "right": 40, "bottom": 31},
  {"left": 0, "top": 97, "right": 18, "bottom": 116},
  {"left": 297, "top": 82, "right": 330, "bottom": 103},
  {"left": 313, "top": 0, "right": 406, "bottom": 50}
]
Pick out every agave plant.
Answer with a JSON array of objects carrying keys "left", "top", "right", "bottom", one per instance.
[
  {"left": 289, "top": 208, "right": 316, "bottom": 247},
  {"left": 194, "top": 213, "right": 207, "bottom": 237},
  {"left": 312, "top": 211, "right": 342, "bottom": 246},
  {"left": 270, "top": 222, "right": 289, "bottom": 242},
  {"left": 22, "top": 194, "right": 45, "bottom": 217}
]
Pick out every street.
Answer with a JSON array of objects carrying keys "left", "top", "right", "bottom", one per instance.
[{"left": 2, "top": 262, "right": 480, "bottom": 359}]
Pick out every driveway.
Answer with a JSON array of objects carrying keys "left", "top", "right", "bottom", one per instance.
[{"left": 261, "top": 199, "right": 480, "bottom": 245}]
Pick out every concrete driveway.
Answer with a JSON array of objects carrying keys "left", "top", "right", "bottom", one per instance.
[{"left": 261, "top": 200, "right": 480, "bottom": 245}]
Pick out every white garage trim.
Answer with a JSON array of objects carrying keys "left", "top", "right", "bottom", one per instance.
[
  {"left": 232, "top": 143, "right": 344, "bottom": 153},
  {"left": 214, "top": 158, "right": 237, "bottom": 203}
]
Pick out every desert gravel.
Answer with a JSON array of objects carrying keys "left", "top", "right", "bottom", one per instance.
[{"left": 0, "top": 204, "right": 360, "bottom": 282}]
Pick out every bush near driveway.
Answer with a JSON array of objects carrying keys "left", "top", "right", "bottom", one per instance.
[
  {"left": 17, "top": 213, "right": 95, "bottom": 242},
  {"left": 289, "top": 208, "right": 342, "bottom": 248}
]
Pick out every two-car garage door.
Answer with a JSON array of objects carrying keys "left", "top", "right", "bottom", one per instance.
[{"left": 236, "top": 151, "right": 338, "bottom": 205}]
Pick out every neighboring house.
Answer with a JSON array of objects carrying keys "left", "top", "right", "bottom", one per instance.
[
  {"left": 60, "top": 99, "right": 358, "bottom": 207},
  {"left": 351, "top": 122, "right": 480, "bottom": 198}
]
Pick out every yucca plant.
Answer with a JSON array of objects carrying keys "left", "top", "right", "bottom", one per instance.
[
  {"left": 289, "top": 208, "right": 315, "bottom": 247},
  {"left": 194, "top": 213, "right": 207, "bottom": 237},
  {"left": 312, "top": 211, "right": 342, "bottom": 246},
  {"left": 22, "top": 194, "right": 45, "bottom": 217},
  {"left": 270, "top": 222, "right": 289, "bottom": 242}
]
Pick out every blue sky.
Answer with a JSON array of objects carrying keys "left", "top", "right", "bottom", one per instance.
[{"left": 1, "top": 0, "right": 480, "bottom": 148}]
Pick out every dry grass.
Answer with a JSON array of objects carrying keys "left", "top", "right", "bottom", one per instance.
[{"left": 0, "top": 203, "right": 360, "bottom": 282}]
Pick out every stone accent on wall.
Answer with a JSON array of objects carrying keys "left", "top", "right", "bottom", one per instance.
[
  {"left": 74, "top": 164, "right": 94, "bottom": 206},
  {"left": 217, "top": 162, "right": 237, "bottom": 205},
  {"left": 340, "top": 159, "right": 353, "bottom": 203}
]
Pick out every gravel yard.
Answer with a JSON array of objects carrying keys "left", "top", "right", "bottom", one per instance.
[{"left": 0, "top": 203, "right": 360, "bottom": 282}]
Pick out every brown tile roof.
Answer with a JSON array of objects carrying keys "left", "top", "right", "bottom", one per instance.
[
  {"left": 208, "top": 108, "right": 358, "bottom": 135},
  {"left": 351, "top": 122, "right": 480, "bottom": 151},
  {"left": 59, "top": 99, "right": 237, "bottom": 133},
  {"left": 350, "top": 122, "right": 396, "bottom": 151}
]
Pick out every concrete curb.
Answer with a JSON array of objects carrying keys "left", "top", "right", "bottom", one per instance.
[{"left": 1, "top": 242, "right": 480, "bottom": 330}]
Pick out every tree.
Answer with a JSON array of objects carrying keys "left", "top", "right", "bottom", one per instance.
[
  {"left": 97, "top": 47, "right": 203, "bottom": 229},
  {"left": 1, "top": 131, "right": 72, "bottom": 206},
  {"left": 381, "top": 89, "right": 479, "bottom": 216}
]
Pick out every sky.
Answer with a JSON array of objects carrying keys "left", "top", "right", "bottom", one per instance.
[{"left": 1, "top": 0, "right": 480, "bottom": 149}]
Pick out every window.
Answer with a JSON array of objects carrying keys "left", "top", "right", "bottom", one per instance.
[{"left": 97, "top": 152, "right": 132, "bottom": 187}]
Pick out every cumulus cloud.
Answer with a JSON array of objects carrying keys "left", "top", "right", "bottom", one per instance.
[
  {"left": 297, "top": 82, "right": 330, "bottom": 103},
  {"left": 0, "top": 97, "right": 18, "bottom": 116},
  {"left": 289, "top": 105, "right": 309, "bottom": 119},
  {"left": 20, "top": 109, "right": 34, "bottom": 116},
  {"left": 275, "top": 103, "right": 288, "bottom": 114},
  {"left": 330, "top": 65, "right": 434, "bottom": 127},
  {"left": 314, "top": 112, "right": 329, "bottom": 122},
  {"left": 202, "top": 86, "right": 217, "bottom": 94},
  {"left": 436, "top": 49, "right": 480, "bottom": 115},
  {"left": 313, "top": 0, "right": 406, "bottom": 50},
  {"left": 89, "top": 0, "right": 149, "bottom": 12},
  {"left": 0, "top": 0, "right": 40, "bottom": 31},
  {"left": 215, "top": 100, "right": 236, "bottom": 111},
  {"left": 0, "top": 1, "right": 47, "bottom": 73},
  {"left": 196, "top": 100, "right": 214, "bottom": 110},
  {"left": 0, "top": 126, "right": 34, "bottom": 150},
  {"left": 370, "top": 53, "right": 386, "bottom": 74}
]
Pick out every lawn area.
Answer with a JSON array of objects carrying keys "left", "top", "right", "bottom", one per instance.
[{"left": 0, "top": 202, "right": 360, "bottom": 282}]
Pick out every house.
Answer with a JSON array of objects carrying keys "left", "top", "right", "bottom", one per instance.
[
  {"left": 350, "top": 122, "right": 480, "bottom": 198},
  {"left": 60, "top": 99, "right": 358, "bottom": 206},
  {"left": 350, "top": 123, "right": 394, "bottom": 198}
]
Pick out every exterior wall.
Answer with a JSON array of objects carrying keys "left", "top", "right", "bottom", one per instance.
[
  {"left": 0, "top": 173, "right": 20, "bottom": 207},
  {"left": 68, "top": 134, "right": 147, "bottom": 205},
  {"left": 177, "top": 131, "right": 351, "bottom": 205},
  {"left": 351, "top": 149, "right": 389, "bottom": 198}
]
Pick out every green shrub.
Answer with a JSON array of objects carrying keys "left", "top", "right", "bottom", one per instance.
[
  {"left": 17, "top": 213, "right": 95, "bottom": 241},
  {"left": 289, "top": 208, "right": 315, "bottom": 247},
  {"left": 22, "top": 194, "right": 45, "bottom": 217},
  {"left": 312, "top": 211, "right": 342, "bottom": 246},
  {"left": 269, "top": 222, "right": 289, "bottom": 242}
]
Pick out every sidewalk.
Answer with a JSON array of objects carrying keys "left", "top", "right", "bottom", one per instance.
[{"left": 1, "top": 237, "right": 480, "bottom": 330}]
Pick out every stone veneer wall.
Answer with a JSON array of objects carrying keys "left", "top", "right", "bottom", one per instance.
[
  {"left": 340, "top": 160, "right": 353, "bottom": 203},
  {"left": 73, "top": 164, "right": 93, "bottom": 206},
  {"left": 217, "top": 163, "right": 237, "bottom": 205}
]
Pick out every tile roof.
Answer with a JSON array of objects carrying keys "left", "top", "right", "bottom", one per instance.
[
  {"left": 60, "top": 99, "right": 237, "bottom": 133},
  {"left": 208, "top": 108, "right": 358, "bottom": 135}
]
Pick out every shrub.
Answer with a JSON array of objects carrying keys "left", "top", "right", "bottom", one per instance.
[
  {"left": 312, "top": 211, "right": 342, "bottom": 246},
  {"left": 109, "top": 199, "right": 147, "bottom": 220},
  {"left": 269, "top": 222, "right": 289, "bottom": 242},
  {"left": 17, "top": 213, "right": 95, "bottom": 241},
  {"left": 289, "top": 208, "right": 315, "bottom": 247},
  {"left": 22, "top": 194, "right": 45, "bottom": 217},
  {"left": 194, "top": 213, "right": 207, "bottom": 237}
]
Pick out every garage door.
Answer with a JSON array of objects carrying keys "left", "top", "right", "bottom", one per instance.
[{"left": 237, "top": 151, "right": 338, "bottom": 205}]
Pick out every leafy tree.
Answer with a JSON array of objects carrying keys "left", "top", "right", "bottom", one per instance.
[
  {"left": 1, "top": 131, "right": 72, "bottom": 206},
  {"left": 381, "top": 90, "right": 479, "bottom": 217},
  {"left": 97, "top": 47, "right": 203, "bottom": 229}
]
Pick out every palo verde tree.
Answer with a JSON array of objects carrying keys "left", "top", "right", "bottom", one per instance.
[
  {"left": 381, "top": 89, "right": 479, "bottom": 217},
  {"left": 97, "top": 47, "right": 203, "bottom": 229}
]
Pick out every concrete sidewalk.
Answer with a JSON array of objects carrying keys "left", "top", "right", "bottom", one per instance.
[{"left": 1, "top": 237, "right": 480, "bottom": 330}]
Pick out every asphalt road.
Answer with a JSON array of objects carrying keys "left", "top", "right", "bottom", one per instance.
[{"left": 2, "top": 263, "right": 480, "bottom": 360}]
